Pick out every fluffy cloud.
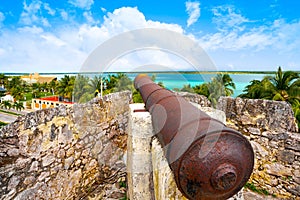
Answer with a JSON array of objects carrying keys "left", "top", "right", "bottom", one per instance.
[
  {"left": 185, "top": 1, "right": 200, "bottom": 27},
  {"left": 0, "top": 7, "right": 186, "bottom": 72},
  {"left": 68, "top": 0, "right": 94, "bottom": 10},
  {"left": 60, "top": 10, "right": 69, "bottom": 21},
  {"left": 102, "top": 7, "right": 183, "bottom": 35},
  {"left": 83, "top": 11, "right": 98, "bottom": 25},
  {"left": 43, "top": 3, "right": 56, "bottom": 16},
  {"left": 19, "top": 0, "right": 53, "bottom": 27},
  {"left": 212, "top": 5, "right": 250, "bottom": 32}
]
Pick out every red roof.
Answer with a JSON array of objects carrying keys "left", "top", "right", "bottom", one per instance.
[{"left": 39, "top": 96, "right": 74, "bottom": 104}]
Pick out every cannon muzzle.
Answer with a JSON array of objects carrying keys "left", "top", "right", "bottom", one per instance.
[{"left": 134, "top": 74, "right": 254, "bottom": 200}]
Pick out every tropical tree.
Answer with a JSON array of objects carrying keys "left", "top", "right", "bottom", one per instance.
[
  {"left": 268, "top": 67, "right": 300, "bottom": 102},
  {"left": 239, "top": 79, "right": 274, "bottom": 99},
  {"left": 207, "top": 78, "right": 225, "bottom": 107},
  {"left": 193, "top": 83, "right": 209, "bottom": 97},
  {"left": 49, "top": 79, "right": 58, "bottom": 95},
  {"left": 89, "top": 76, "right": 103, "bottom": 97},
  {"left": 114, "top": 74, "right": 134, "bottom": 92},
  {"left": 240, "top": 67, "right": 299, "bottom": 102},
  {"left": 181, "top": 84, "right": 194, "bottom": 93},
  {"left": 40, "top": 82, "right": 49, "bottom": 92},
  {"left": 10, "top": 86, "right": 24, "bottom": 101},
  {"left": 6, "top": 76, "right": 24, "bottom": 90},
  {"left": 1, "top": 101, "right": 12, "bottom": 110},
  {"left": 13, "top": 101, "right": 24, "bottom": 111},
  {"left": 192, "top": 73, "right": 236, "bottom": 107},
  {"left": 0, "top": 73, "right": 8, "bottom": 87},
  {"left": 57, "top": 75, "right": 76, "bottom": 101},
  {"left": 291, "top": 99, "right": 300, "bottom": 128},
  {"left": 104, "top": 74, "right": 120, "bottom": 92},
  {"left": 239, "top": 67, "right": 300, "bottom": 130},
  {"left": 215, "top": 74, "right": 236, "bottom": 96},
  {"left": 73, "top": 75, "right": 92, "bottom": 103}
]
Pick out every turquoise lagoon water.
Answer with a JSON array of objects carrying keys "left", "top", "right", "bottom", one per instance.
[{"left": 125, "top": 73, "right": 271, "bottom": 97}]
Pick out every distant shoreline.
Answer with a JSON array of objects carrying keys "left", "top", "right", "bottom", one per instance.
[{"left": 4, "top": 70, "right": 297, "bottom": 76}]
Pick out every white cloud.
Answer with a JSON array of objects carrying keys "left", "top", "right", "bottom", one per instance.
[
  {"left": 101, "top": 7, "right": 107, "bottom": 13},
  {"left": 68, "top": 0, "right": 94, "bottom": 10},
  {"left": 60, "top": 10, "right": 69, "bottom": 21},
  {"left": 185, "top": 1, "right": 200, "bottom": 27},
  {"left": 20, "top": 0, "right": 42, "bottom": 25},
  {"left": 212, "top": 5, "right": 250, "bottom": 32},
  {"left": 102, "top": 7, "right": 183, "bottom": 35},
  {"left": 43, "top": 3, "right": 56, "bottom": 16},
  {"left": 18, "top": 25, "right": 44, "bottom": 34},
  {"left": 19, "top": 0, "right": 52, "bottom": 27},
  {"left": 83, "top": 11, "right": 98, "bottom": 25},
  {"left": 0, "top": 7, "right": 186, "bottom": 72},
  {"left": 40, "top": 34, "right": 66, "bottom": 47}
]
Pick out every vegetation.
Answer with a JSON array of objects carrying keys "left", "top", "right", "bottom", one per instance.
[
  {"left": 239, "top": 67, "right": 300, "bottom": 128},
  {"left": 0, "top": 68, "right": 298, "bottom": 127},
  {"left": 244, "top": 182, "right": 275, "bottom": 197},
  {"left": 0, "top": 109, "right": 21, "bottom": 116},
  {"left": 57, "top": 75, "right": 76, "bottom": 102},
  {"left": 178, "top": 73, "right": 236, "bottom": 107},
  {"left": 0, "top": 121, "right": 8, "bottom": 128}
]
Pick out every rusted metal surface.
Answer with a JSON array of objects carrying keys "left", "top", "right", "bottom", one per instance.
[{"left": 134, "top": 74, "right": 254, "bottom": 200}]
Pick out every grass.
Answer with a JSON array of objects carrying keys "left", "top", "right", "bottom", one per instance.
[
  {"left": 0, "top": 109, "right": 21, "bottom": 116},
  {"left": 23, "top": 92, "right": 53, "bottom": 102},
  {"left": 244, "top": 182, "right": 272, "bottom": 196},
  {"left": 0, "top": 121, "right": 8, "bottom": 128}
]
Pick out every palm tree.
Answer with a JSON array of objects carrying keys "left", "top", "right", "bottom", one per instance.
[
  {"left": 192, "top": 74, "right": 236, "bottom": 107},
  {"left": 73, "top": 75, "right": 92, "bottom": 103},
  {"left": 181, "top": 84, "right": 194, "bottom": 93},
  {"left": 239, "top": 79, "right": 274, "bottom": 99},
  {"left": 89, "top": 76, "right": 103, "bottom": 97},
  {"left": 291, "top": 99, "right": 300, "bottom": 129},
  {"left": 0, "top": 73, "right": 8, "bottom": 87},
  {"left": 193, "top": 83, "right": 209, "bottom": 97},
  {"left": 240, "top": 67, "right": 300, "bottom": 130},
  {"left": 207, "top": 78, "right": 224, "bottom": 107},
  {"left": 114, "top": 74, "right": 134, "bottom": 92},
  {"left": 10, "top": 86, "right": 24, "bottom": 101},
  {"left": 1, "top": 101, "right": 12, "bottom": 110},
  {"left": 13, "top": 101, "right": 24, "bottom": 111},
  {"left": 213, "top": 74, "right": 236, "bottom": 96},
  {"left": 57, "top": 75, "right": 76, "bottom": 102},
  {"left": 49, "top": 79, "right": 58, "bottom": 95},
  {"left": 7, "top": 76, "right": 24, "bottom": 90},
  {"left": 268, "top": 67, "right": 300, "bottom": 102},
  {"left": 240, "top": 67, "right": 299, "bottom": 102}
]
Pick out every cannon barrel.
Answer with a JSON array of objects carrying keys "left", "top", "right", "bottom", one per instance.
[{"left": 134, "top": 74, "right": 254, "bottom": 200}]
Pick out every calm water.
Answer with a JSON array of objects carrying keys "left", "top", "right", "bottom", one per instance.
[{"left": 126, "top": 73, "right": 271, "bottom": 97}]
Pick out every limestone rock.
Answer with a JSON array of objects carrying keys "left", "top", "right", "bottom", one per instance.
[
  {"left": 278, "top": 150, "right": 295, "bottom": 164},
  {"left": 265, "top": 163, "right": 293, "bottom": 177},
  {"left": 42, "top": 154, "right": 55, "bottom": 167},
  {"left": 217, "top": 97, "right": 298, "bottom": 132},
  {"left": 175, "top": 92, "right": 211, "bottom": 107}
]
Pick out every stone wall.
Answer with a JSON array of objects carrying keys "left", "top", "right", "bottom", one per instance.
[
  {"left": 1, "top": 91, "right": 299, "bottom": 199},
  {"left": 217, "top": 97, "right": 300, "bottom": 199},
  {"left": 0, "top": 91, "right": 131, "bottom": 200},
  {"left": 175, "top": 92, "right": 211, "bottom": 107}
]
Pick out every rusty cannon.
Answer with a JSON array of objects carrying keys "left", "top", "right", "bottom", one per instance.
[{"left": 134, "top": 74, "right": 254, "bottom": 200}]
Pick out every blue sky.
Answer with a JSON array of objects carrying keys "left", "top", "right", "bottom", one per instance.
[{"left": 0, "top": 0, "right": 299, "bottom": 72}]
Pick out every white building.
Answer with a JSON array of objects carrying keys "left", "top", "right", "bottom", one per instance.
[{"left": 0, "top": 94, "right": 14, "bottom": 102}]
